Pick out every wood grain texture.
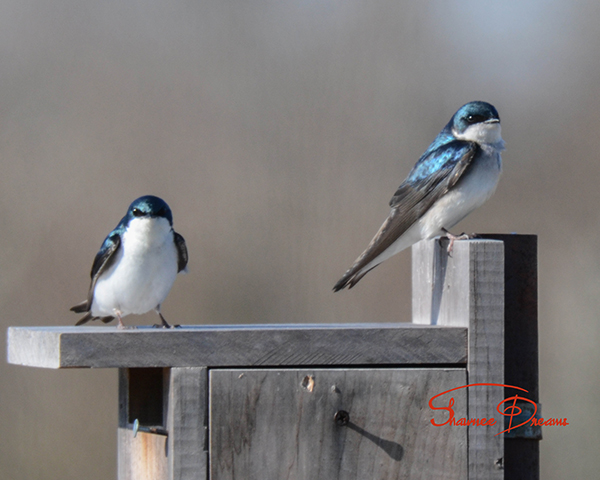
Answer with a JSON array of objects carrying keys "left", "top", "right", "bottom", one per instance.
[
  {"left": 6, "top": 324, "right": 467, "bottom": 368},
  {"left": 210, "top": 368, "right": 467, "bottom": 480},
  {"left": 167, "top": 367, "right": 208, "bottom": 480},
  {"left": 412, "top": 238, "right": 505, "bottom": 480}
]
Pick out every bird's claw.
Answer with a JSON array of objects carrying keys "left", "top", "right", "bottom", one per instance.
[
  {"left": 151, "top": 323, "right": 181, "bottom": 329},
  {"left": 153, "top": 311, "right": 181, "bottom": 328},
  {"left": 441, "top": 228, "right": 476, "bottom": 256}
]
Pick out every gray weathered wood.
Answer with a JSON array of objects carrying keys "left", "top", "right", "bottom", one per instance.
[
  {"left": 412, "top": 238, "right": 505, "bottom": 480},
  {"left": 210, "top": 368, "right": 467, "bottom": 480},
  {"left": 167, "top": 367, "right": 208, "bottom": 480},
  {"left": 7, "top": 323, "right": 467, "bottom": 368},
  {"left": 5, "top": 327, "right": 60, "bottom": 367}
]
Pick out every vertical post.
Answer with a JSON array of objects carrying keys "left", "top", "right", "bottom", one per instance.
[
  {"left": 480, "top": 234, "right": 540, "bottom": 480},
  {"left": 167, "top": 367, "right": 208, "bottom": 480},
  {"left": 412, "top": 238, "right": 505, "bottom": 479}
]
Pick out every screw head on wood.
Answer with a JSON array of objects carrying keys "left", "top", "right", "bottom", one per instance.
[{"left": 334, "top": 410, "right": 350, "bottom": 426}]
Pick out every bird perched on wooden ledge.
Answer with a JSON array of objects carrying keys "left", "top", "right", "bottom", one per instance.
[
  {"left": 334, "top": 101, "right": 505, "bottom": 291},
  {"left": 71, "top": 195, "right": 188, "bottom": 328}
]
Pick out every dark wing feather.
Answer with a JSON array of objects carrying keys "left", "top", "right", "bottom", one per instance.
[
  {"left": 70, "top": 233, "right": 121, "bottom": 317},
  {"left": 333, "top": 141, "right": 479, "bottom": 291},
  {"left": 174, "top": 232, "right": 188, "bottom": 272}
]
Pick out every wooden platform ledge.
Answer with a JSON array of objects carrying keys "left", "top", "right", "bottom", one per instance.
[{"left": 7, "top": 323, "right": 467, "bottom": 369}]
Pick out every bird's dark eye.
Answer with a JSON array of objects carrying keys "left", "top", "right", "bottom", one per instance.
[
  {"left": 132, "top": 208, "right": 144, "bottom": 217},
  {"left": 157, "top": 208, "right": 166, "bottom": 217},
  {"left": 466, "top": 114, "right": 486, "bottom": 124}
]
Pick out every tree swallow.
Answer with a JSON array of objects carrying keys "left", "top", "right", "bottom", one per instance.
[
  {"left": 71, "top": 195, "right": 188, "bottom": 328},
  {"left": 333, "top": 101, "right": 505, "bottom": 291}
]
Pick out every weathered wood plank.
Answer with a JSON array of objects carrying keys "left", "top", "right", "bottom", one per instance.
[
  {"left": 210, "top": 368, "right": 467, "bottom": 480},
  {"left": 167, "top": 367, "right": 208, "bottom": 480},
  {"left": 5, "top": 328, "right": 61, "bottom": 368},
  {"left": 413, "top": 238, "right": 505, "bottom": 480},
  {"left": 7, "top": 324, "right": 467, "bottom": 368}
]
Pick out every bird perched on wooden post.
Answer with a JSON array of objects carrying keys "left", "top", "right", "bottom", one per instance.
[{"left": 334, "top": 101, "right": 505, "bottom": 291}]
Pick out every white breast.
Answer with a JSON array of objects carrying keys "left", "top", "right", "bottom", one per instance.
[{"left": 91, "top": 217, "right": 179, "bottom": 317}]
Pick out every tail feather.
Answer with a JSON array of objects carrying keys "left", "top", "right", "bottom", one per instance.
[
  {"left": 75, "top": 313, "right": 115, "bottom": 326},
  {"left": 71, "top": 297, "right": 116, "bottom": 325},
  {"left": 333, "top": 264, "right": 378, "bottom": 292},
  {"left": 75, "top": 312, "right": 94, "bottom": 326},
  {"left": 70, "top": 300, "right": 89, "bottom": 314}
]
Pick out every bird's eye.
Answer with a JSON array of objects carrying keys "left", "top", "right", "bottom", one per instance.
[
  {"left": 132, "top": 208, "right": 144, "bottom": 217},
  {"left": 157, "top": 208, "right": 166, "bottom": 217},
  {"left": 466, "top": 114, "right": 486, "bottom": 124}
]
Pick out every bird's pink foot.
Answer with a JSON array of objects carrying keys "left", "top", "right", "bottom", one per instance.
[
  {"left": 114, "top": 311, "right": 129, "bottom": 330},
  {"left": 441, "top": 228, "right": 475, "bottom": 255}
]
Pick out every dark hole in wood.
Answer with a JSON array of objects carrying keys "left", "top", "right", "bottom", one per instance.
[{"left": 127, "top": 368, "right": 164, "bottom": 427}]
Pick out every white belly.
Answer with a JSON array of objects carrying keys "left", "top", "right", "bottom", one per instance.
[{"left": 91, "top": 217, "right": 178, "bottom": 317}]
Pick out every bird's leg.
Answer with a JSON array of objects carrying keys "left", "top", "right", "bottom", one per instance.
[
  {"left": 114, "top": 310, "right": 126, "bottom": 330},
  {"left": 158, "top": 311, "right": 171, "bottom": 328},
  {"left": 441, "top": 228, "right": 473, "bottom": 255},
  {"left": 153, "top": 306, "right": 179, "bottom": 328}
]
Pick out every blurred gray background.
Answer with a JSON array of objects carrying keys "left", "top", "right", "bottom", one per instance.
[{"left": 1, "top": 1, "right": 598, "bottom": 478}]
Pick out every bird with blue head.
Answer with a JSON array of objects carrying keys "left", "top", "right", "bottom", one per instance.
[
  {"left": 71, "top": 195, "right": 188, "bottom": 328},
  {"left": 334, "top": 101, "right": 505, "bottom": 291}
]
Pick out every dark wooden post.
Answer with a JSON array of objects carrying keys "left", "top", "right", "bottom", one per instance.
[{"left": 480, "top": 234, "right": 540, "bottom": 480}]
